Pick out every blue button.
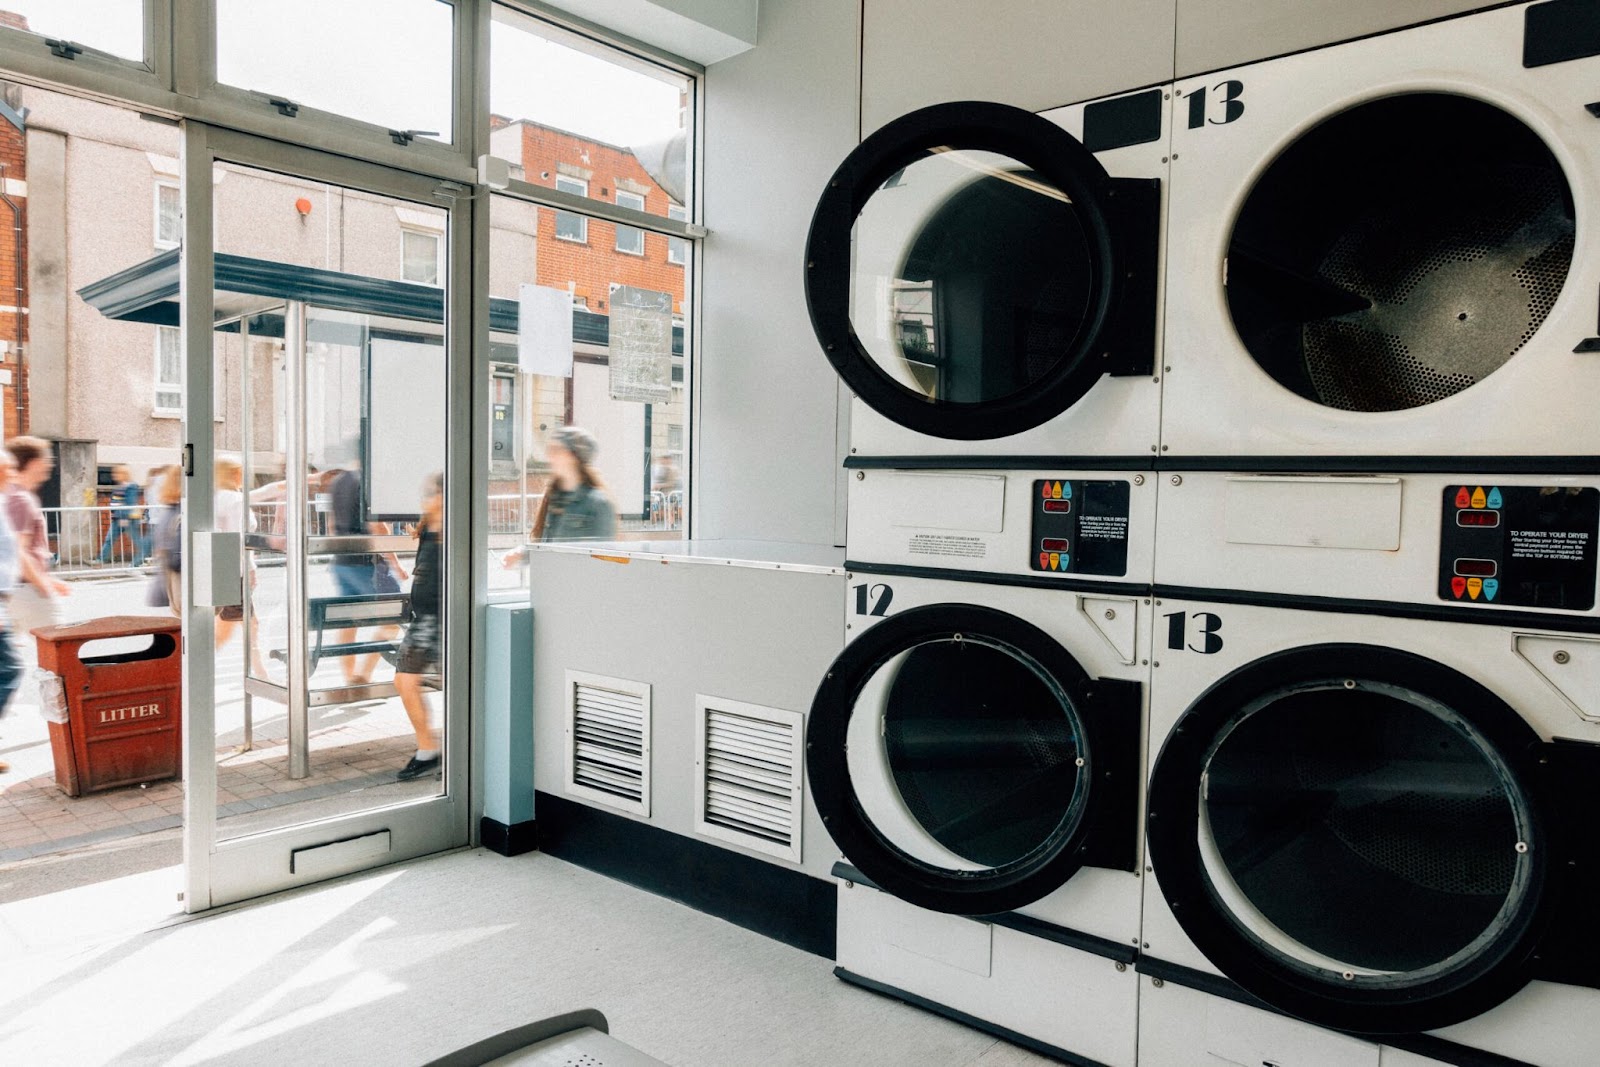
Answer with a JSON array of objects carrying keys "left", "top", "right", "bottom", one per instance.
[
  {"left": 1487, "top": 487, "right": 1503, "bottom": 509},
  {"left": 1062, "top": 481, "right": 1073, "bottom": 498},
  {"left": 1483, "top": 578, "right": 1499, "bottom": 601}
]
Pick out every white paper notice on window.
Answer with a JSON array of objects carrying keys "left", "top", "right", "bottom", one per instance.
[
  {"left": 608, "top": 285, "right": 674, "bottom": 404},
  {"left": 518, "top": 283, "right": 573, "bottom": 377}
]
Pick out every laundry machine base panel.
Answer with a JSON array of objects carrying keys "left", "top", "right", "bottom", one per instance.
[{"left": 836, "top": 880, "right": 1139, "bottom": 1067}]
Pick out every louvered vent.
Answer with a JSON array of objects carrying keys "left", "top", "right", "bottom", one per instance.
[
  {"left": 694, "top": 697, "right": 803, "bottom": 862},
  {"left": 565, "top": 671, "right": 650, "bottom": 816}
]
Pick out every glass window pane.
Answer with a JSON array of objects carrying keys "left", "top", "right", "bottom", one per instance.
[
  {"left": 156, "top": 182, "right": 180, "bottom": 248},
  {"left": 615, "top": 190, "right": 644, "bottom": 255},
  {"left": 402, "top": 230, "right": 440, "bottom": 285},
  {"left": 490, "top": 4, "right": 690, "bottom": 217},
  {"left": 0, "top": 2, "right": 144, "bottom": 63},
  {"left": 216, "top": 0, "right": 455, "bottom": 143},
  {"left": 667, "top": 203, "right": 687, "bottom": 265}
]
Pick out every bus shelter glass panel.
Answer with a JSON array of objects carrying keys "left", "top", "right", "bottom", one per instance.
[
  {"left": 213, "top": 165, "right": 450, "bottom": 840},
  {"left": 215, "top": 0, "right": 455, "bottom": 143},
  {"left": 0, "top": 2, "right": 144, "bottom": 63}
]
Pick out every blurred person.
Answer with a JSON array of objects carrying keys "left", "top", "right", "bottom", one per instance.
[
  {"left": 500, "top": 426, "right": 616, "bottom": 569},
  {"left": 4, "top": 436, "right": 70, "bottom": 635},
  {"left": 147, "top": 464, "right": 184, "bottom": 614},
  {"left": 327, "top": 457, "right": 407, "bottom": 685},
  {"left": 97, "top": 463, "right": 149, "bottom": 565},
  {"left": 395, "top": 471, "right": 443, "bottom": 782},
  {"left": 0, "top": 451, "right": 23, "bottom": 772},
  {"left": 215, "top": 457, "right": 268, "bottom": 677}
]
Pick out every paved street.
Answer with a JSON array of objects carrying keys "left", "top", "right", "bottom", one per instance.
[{"left": 0, "top": 566, "right": 442, "bottom": 898}]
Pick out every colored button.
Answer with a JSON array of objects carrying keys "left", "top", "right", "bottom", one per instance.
[
  {"left": 1487, "top": 487, "right": 1503, "bottom": 509},
  {"left": 1062, "top": 481, "right": 1073, "bottom": 498},
  {"left": 1471, "top": 487, "right": 1487, "bottom": 508},
  {"left": 1455, "top": 487, "right": 1471, "bottom": 508},
  {"left": 1467, "top": 577, "right": 1483, "bottom": 600},
  {"left": 1052, "top": 482, "right": 1063, "bottom": 500},
  {"left": 1451, "top": 576, "right": 1467, "bottom": 599},
  {"left": 1039, "top": 551, "right": 1049, "bottom": 570},
  {"left": 1483, "top": 578, "right": 1499, "bottom": 601},
  {"left": 1041, "top": 482, "right": 1052, "bottom": 499},
  {"left": 1049, "top": 552, "right": 1060, "bottom": 570}
]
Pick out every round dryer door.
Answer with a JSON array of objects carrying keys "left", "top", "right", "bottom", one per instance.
[
  {"left": 805, "top": 101, "right": 1140, "bottom": 440},
  {"left": 1146, "top": 644, "right": 1554, "bottom": 1034},
  {"left": 809, "top": 604, "right": 1138, "bottom": 915}
]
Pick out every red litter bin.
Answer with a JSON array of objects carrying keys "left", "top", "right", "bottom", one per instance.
[{"left": 35, "top": 615, "right": 184, "bottom": 797}]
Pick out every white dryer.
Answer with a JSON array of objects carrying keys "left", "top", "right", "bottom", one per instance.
[
  {"left": 804, "top": 90, "right": 1168, "bottom": 461},
  {"left": 1139, "top": 470, "right": 1600, "bottom": 1066},
  {"left": 807, "top": 468, "right": 1155, "bottom": 1064},
  {"left": 1158, "top": 0, "right": 1600, "bottom": 465}
]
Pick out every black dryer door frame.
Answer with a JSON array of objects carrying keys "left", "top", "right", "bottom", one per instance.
[
  {"left": 804, "top": 100, "right": 1158, "bottom": 441},
  {"left": 807, "top": 602, "right": 1141, "bottom": 916}
]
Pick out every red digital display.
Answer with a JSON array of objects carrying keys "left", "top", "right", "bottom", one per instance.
[
  {"left": 1042, "top": 500, "right": 1072, "bottom": 514},
  {"left": 1456, "top": 510, "right": 1500, "bottom": 528},
  {"left": 1040, "top": 538, "right": 1070, "bottom": 553},
  {"left": 1454, "top": 558, "right": 1497, "bottom": 577}
]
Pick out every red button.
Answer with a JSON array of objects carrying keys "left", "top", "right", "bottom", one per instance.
[
  {"left": 1451, "top": 576, "right": 1467, "bottom": 599},
  {"left": 1038, "top": 552, "right": 1049, "bottom": 569},
  {"left": 1455, "top": 487, "right": 1471, "bottom": 508}
]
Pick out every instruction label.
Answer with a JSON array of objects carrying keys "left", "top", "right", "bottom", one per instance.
[
  {"left": 908, "top": 534, "right": 988, "bottom": 560},
  {"left": 1439, "top": 485, "right": 1599, "bottom": 610}
]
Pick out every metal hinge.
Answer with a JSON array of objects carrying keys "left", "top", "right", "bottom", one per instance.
[
  {"left": 389, "top": 129, "right": 439, "bottom": 147},
  {"left": 268, "top": 97, "right": 300, "bottom": 119},
  {"left": 44, "top": 38, "right": 84, "bottom": 61}
]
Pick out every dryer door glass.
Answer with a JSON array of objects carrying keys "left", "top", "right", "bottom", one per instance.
[
  {"left": 1200, "top": 681, "right": 1534, "bottom": 981},
  {"left": 872, "top": 636, "right": 1088, "bottom": 869},
  {"left": 849, "top": 151, "right": 1091, "bottom": 407},
  {"left": 806, "top": 102, "right": 1142, "bottom": 441},
  {"left": 808, "top": 603, "right": 1125, "bottom": 915}
]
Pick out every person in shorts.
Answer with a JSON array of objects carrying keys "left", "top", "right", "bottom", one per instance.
[{"left": 395, "top": 471, "right": 442, "bottom": 782}]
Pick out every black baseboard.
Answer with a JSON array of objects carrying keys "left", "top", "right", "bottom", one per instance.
[
  {"left": 480, "top": 816, "right": 538, "bottom": 857},
  {"left": 534, "top": 791, "right": 836, "bottom": 959},
  {"left": 835, "top": 968, "right": 1107, "bottom": 1067}
]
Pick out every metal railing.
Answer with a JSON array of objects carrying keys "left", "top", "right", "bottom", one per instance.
[{"left": 44, "top": 493, "right": 683, "bottom": 577}]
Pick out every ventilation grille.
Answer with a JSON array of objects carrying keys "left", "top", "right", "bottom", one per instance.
[
  {"left": 565, "top": 671, "right": 650, "bottom": 816},
  {"left": 694, "top": 697, "right": 803, "bottom": 862}
]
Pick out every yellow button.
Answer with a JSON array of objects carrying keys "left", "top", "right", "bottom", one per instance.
[
  {"left": 1467, "top": 577, "right": 1483, "bottom": 600},
  {"left": 1471, "top": 487, "right": 1486, "bottom": 508}
]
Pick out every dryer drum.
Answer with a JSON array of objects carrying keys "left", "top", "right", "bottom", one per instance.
[
  {"left": 1147, "top": 644, "right": 1557, "bottom": 1034},
  {"left": 1226, "top": 93, "right": 1575, "bottom": 412}
]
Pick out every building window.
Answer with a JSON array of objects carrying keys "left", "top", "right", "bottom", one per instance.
[
  {"left": 615, "top": 190, "right": 645, "bottom": 255},
  {"left": 155, "top": 181, "right": 181, "bottom": 250},
  {"left": 667, "top": 203, "right": 687, "bottom": 265},
  {"left": 555, "top": 176, "right": 588, "bottom": 242},
  {"left": 154, "top": 326, "right": 181, "bottom": 413},
  {"left": 402, "top": 229, "right": 443, "bottom": 285}
]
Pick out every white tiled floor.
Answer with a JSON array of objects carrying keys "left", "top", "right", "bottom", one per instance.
[{"left": 0, "top": 849, "right": 1057, "bottom": 1067}]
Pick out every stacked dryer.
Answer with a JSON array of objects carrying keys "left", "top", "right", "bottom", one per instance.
[
  {"left": 800, "top": 93, "right": 1173, "bottom": 1063},
  {"left": 1140, "top": 4, "right": 1600, "bottom": 1067}
]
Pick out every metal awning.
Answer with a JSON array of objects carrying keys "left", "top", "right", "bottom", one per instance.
[{"left": 77, "top": 247, "right": 683, "bottom": 356}]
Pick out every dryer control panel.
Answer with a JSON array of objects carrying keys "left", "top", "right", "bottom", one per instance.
[
  {"left": 1030, "top": 479, "right": 1130, "bottom": 576},
  {"left": 1438, "top": 485, "right": 1599, "bottom": 610}
]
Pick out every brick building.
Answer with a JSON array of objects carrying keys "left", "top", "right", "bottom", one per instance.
[{"left": 0, "top": 9, "right": 26, "bottom": 439}]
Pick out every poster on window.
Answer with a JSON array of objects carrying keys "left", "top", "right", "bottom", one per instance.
[
  {"left": 518, "top": 283, "right": 574, "bottom": 377},
  {"left": 608, "top": 285, "right": 673, "bottom": 404}
]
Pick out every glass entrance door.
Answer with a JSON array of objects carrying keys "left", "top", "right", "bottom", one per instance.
[{"left": 181, "top": 125, "right": 468, "bottom": 909}]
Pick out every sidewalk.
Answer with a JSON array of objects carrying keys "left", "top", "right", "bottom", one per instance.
[{"left": 0, "top": 572, "right": 440, "bottom": 892}]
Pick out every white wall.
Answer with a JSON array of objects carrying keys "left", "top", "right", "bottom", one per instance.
[{"left": 696, "top": 0, "right": 861, "bottom": 544}]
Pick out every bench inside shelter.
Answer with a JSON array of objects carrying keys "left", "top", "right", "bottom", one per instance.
[{"left": 267, "top": 592, "right": 413, "bottom": 674}]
